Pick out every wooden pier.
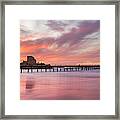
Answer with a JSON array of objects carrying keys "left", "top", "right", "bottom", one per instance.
[{"left": 20, "top": 65, "right": 100, "bottom": 73}]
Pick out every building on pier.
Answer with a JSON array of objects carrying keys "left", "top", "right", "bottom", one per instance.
[
  {"left": 20, "top": 60, "right": 28, "bottom": 66},
  {"left": 27, "top": 56, "right": 36, "bottom": 65},
  {"left": 20, "top": 56, "right": 36, "bottom": 66},
  {"left": 20, "top": 56, "right": 50, "bottom": 67}
]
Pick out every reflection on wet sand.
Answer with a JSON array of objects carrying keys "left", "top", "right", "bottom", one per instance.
[
  {"left": 26, "top": 80, "right": 35, "bottom": 89},
  {"left": 20, "top": 71, "right": 100, "bottom": 100}
]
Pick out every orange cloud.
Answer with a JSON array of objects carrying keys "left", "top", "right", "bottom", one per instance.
[{"left": 20, "top": 20, "right": 100, "bottom": 65}]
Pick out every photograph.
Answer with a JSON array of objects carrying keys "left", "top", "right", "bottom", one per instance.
[
  {"left": 20, "top": 20, "right": 100, "bottom": 100},
  {"left": 1, "top": 0, "right": 118, "bottom": 118}
]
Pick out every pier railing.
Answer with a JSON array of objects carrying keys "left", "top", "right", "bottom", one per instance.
[{"left": 20, "top": 65, "right": 100, "bottom": 73}]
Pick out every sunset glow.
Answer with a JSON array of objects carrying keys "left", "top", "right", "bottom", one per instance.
[{"left": 20, "top": 20, "right": 100, "bottom": 65}]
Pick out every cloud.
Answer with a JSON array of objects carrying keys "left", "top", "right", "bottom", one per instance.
[
  {"left": 20, "top": 20, "right": 100, "bottom": 65},
  {"left": 46, "top": 20, "right": 67, "bottom": 32}
]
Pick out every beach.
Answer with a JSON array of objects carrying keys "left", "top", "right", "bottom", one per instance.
[{"left": 20, "top": 70, "right": 100, "bottom": 100}]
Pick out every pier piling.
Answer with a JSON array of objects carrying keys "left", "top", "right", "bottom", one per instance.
[{"left": 20, "top": 65, "right": 100, "bottom": 73}]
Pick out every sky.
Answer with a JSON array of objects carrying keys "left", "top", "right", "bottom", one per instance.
[{"left": 20, "top": 20, "right": 100, "bottom": 65}]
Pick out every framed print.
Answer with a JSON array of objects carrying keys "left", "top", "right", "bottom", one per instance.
[{"left": 0, "top": 0, "right": 119, "bottom": 119}]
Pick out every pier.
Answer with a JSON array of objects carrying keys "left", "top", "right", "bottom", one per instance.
[
  {"left": 20, "top": 65, "right": 100, "bottom": 73},
  {"left": 20, "top": 56, "right": 100, "bottom": 73}
]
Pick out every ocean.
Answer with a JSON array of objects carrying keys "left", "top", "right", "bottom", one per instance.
[{"left": 20, "top": 70, "right": 100, "bottom": 100}]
